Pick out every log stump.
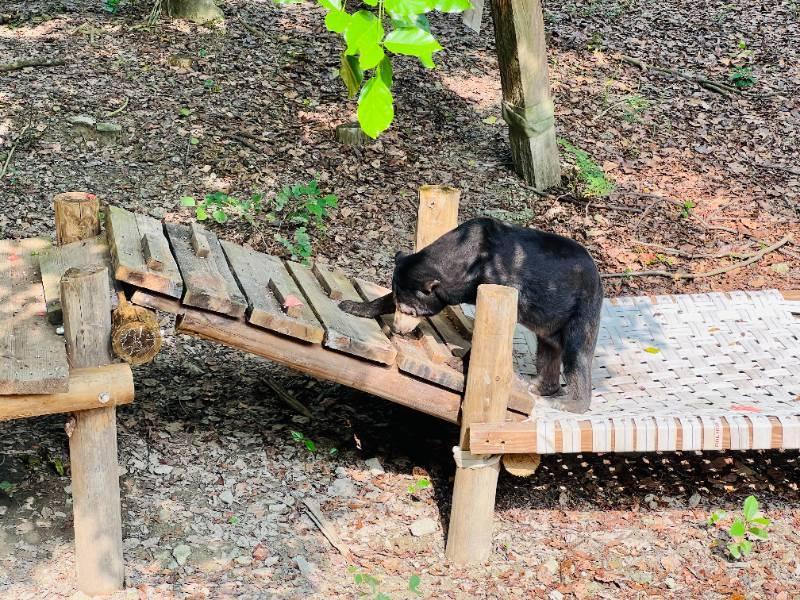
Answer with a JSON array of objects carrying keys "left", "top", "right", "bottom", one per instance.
[{"left": 112, "top": 294, "right": 162, "bottom": 366}]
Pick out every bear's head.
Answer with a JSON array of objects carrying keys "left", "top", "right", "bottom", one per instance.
[{"left": 390, "top": 250, "right": 447, "bottom": 334}]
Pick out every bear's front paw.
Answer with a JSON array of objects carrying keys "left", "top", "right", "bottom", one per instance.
[{"left": 338, "top": 300, "right": 371, "bottom": 317}]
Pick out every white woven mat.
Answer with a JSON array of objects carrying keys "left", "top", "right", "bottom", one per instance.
[{"left": 468, "top": 290, "right": 800, "bottom": 453}]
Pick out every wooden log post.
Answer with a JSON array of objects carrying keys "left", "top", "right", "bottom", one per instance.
[
  {"left": 54, "top": 192, "right": 100, "bottom": 245},
  {"left": 491, "top": 0, "right": 561, "bottom": 190},
  {"left": 462, "top": 0, "right": 485, "bottom": 33},
  {"left": 415, "top": 185, "right": 460, "bottom": 251},
  {"left": 56, "top": 193, "right": 125, "bottom": 595},
  {"left": 112, "top": 293, "right": 163, "bottom": 366},
  {"left": 445, "top": 284, "right": 518, "bottom": 564}
]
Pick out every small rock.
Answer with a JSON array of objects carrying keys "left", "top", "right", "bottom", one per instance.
[
  {"left": 548, "top": 591, "right": 564, "bottom": 600},
  {"left": 172, "top": 544, "right": 192, "bottom": 566},
  {"left": 328, "top": 478, "right": 356, "bottom": 498},
  {"left": 688, "top": 493, "right": 701, "bottom": 508},
  {"left": 219, "top": 490, "right": 234, "bottom": 505},
  {"left": 0, "top": 506, "right": 7, "bottom": 516},
  {"left": 542, "top": 558, "right": 559, "bottom": 575},
  {"left": 264, "top": 555, "right": 279, "bottom": 567},
  {"left": 252, "top": 567, "right": 272, "bottom": 580},
  {"left": 665, "top": 577, "right": 678, "bottom": 589},
  {"left": 365, "top": 458, "right": 384, "bottom": 475},
  {"left": 252, "top": 544, "right": 268, "bottom": 561},
  {"left": 295, "top": 555, "right": 316, "bottom": 578},
  {"left": 409, "top": 517, "right": 438, "bottom": 537},
  {"left": 152, "top": 464, "right": 173, "bottom": 475}
]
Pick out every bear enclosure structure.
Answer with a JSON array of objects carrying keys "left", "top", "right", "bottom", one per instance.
[{"left": 1, "top": 188, "right": 799, "bottom": 593}]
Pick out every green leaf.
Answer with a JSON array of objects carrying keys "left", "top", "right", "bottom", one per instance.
[
  {"left": 707, "top": 510, "right": 725, "bottom": 526},
  {"left": 291, "top": 430, "right": 304, "bottom": 442},
  {"left": 748, "top": 526, "right": 768, "bottom": 540},
  {"left": 727, "top": 542, "right": 741, "bottom": 559},
  {"left": 324, "top": 8, "right": 351, "bottom": 33},
  {"left": 384, "top": 27, "right": 443, "bottom": 68},
  {"left": 359, "top": 42, "right": 385, "bottom": 70},
  {"left": 196, "top": 206, "right": 208, "bottom": 221},
  {"left": 213, "top": 209, "right": 228, "bottom": 224},
  {"left": 0, "top": 481, "right": 14, "bottom": 493},
  {"left": 771, "top": 262, "right": 790, "bottom": 274},
  {"left": 180, "top": 196, "right": 196, "bottom": 207},
  {"left": 408, "top": 574, "right": 422, "bottom": 594},
  {"left": 385, "top": 0, "right": 430, "bottom": 18},
  {"left": 743, "top": 495, "right": 759, "bottom": 520},
  {"left": 729, "top": 519, "right": 746, "bottom": 538},
  {"left": 179, "top": 107, "right": 192, "bottom": 117},
  {"left": 344, "top": 10, "right": 384, "bottom": 57},
  {"left": 429, "top": 0, "right": 472, "bottom": 11},
  {"left": 304, "top": 439, "right": 316, "bottom": 452},
  {"left": 340, "top": 53, "right": 363, "bottom": 98},
  {"left": 751, "top": 517, "right": 771, "bottom": 526},
  {"left": 358, "top": 76, "right": 394, "bottom": 138},
  {"left": 391, "top": 14, "right": 431, "bottom": 31},
  {"left": 417, "top": 478, "right": 431, "bottom": 489},
  {"left": 377, "top": 56, "right": 393, "bottom": 88},
  {"left": 740, "top": 539, "right": 753, "bottom": 556},
  {"left": 644, "top": 346, "right": 660, "bottom": 354},
  {"left": 317, "top": 0, "right": 342, "bottom": 10},
  {"left": 190, "top": 137, "right": 199, "bottom": 145}
]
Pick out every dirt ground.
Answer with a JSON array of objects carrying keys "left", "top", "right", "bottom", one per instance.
[{"left": 1, "top": 0, "right": 799, "bottom": 598}]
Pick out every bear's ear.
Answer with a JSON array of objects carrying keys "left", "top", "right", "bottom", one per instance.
[
  {"left": 394, "top": 250, "right": 411, "bottom": 263},
  {"left": 422, "top": 279, "right": 440, "bottom": 294}
]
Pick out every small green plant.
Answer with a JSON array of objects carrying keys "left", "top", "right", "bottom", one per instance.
[
  {"left": 407, "top": 477, "right": 431, "bottom": 495},
  {"left": 50, "top": 456, "right": 66, "bottom": 477},
  {"left": 679, "top": 199, "right": 696, "bottom": 219},
  {"left": 622, "top": 94, "right": 650, "bottom": 122},
  {"left": 0, "top": 481, "right": 16, "bottom": 495},
  {"left": 728, "top": 66, "right": 756, "bottom": 89},
  {"left": 181, "top": 192, "right": 263, "bottom": 225},
  {"left": 228, "top": 515, "right": 240, "bottom": 524},
  {"left": 407, "top": 574, "right": 422, "bottom": 595},
  {"left": 558, "top": 138, "right": 614, "bottom": 198},
  {"left": 708, "top": 495, "right": 771, "bottom": 560},
  {"left": 290, "top": 430, "right": 317, "bottom": 453},
  {"left": 104, "top": 0, "right": 122, "bottom": 13},
  {"left": 347, "top": 568, "right": 421, "bottom": 599}
]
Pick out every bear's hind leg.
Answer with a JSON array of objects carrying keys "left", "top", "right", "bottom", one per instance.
[
  {"left": 544, "top": 314, "right": 599, "bottom": 414},
  {"left": 529, "top": 334, "right": 562, "bottom": 396}
]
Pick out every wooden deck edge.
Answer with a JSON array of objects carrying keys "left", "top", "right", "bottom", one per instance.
[
  {"left": 471, "top": 414, "right": 797, "bottom": 454},
  {"left": 0, "top": 364, "right": 134, "bottom": 421}
]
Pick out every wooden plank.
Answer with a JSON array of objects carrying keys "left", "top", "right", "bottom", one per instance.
[
  {"left": 286, "top": 262, "right": 397, "bottom": 365},
  {"left": 176, "top": 308, "right": 457, "bottom": 421},
  {"left": 0, "top": 239, "right": 69, "bottom": 394},
  {"left": 141, "top": 232, "right": 165, "bottom": 271},
  {"left": 220, "top": 241, "right": 324, "bottom": 343},
  {"left": 0, "top": 364, "right": 134, "bottom": 421},
  {"left": 429, "top": 309, "right": 472, "bottom": 358},
  {"left": 165, "top": 223, "right": 247, "bottom": 318},
  {"left": 105, "top": 205, "right": 183, "bottom": 298},
  {"left": 190, "top": 222, "right": 211, "bottom": 257},
  {"left": 37, "top": 235, "right": 118, "bottom": 324},
  {"left": 354, "top": 278, "right": 464, "bottom": 391},
  {"left": 130, "top": 289, "right": 181, "bottom": 313}
]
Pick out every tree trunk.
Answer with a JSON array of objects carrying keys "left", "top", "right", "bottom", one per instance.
[{"left": 163, "top": 0, "right": 223, "bottom": 23}]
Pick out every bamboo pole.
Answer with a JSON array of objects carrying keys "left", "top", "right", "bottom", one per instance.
[
  {"left": 56, "top": 196, "right": 125, "bottom": 595},
  {"left": 445, "top": 284, "right": 518, "bottom": 564}
]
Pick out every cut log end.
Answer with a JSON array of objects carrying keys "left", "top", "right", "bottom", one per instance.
[
  {"left": 501, "top": 453, "right": 541, "bottom": 477},
  {"left": 111, "top": 299, "right": 163, "bottom": 365}
]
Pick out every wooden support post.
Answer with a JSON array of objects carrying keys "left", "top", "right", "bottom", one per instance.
[
  {"left": 415, "top": 185, "right": 460, "bottom": 251},
  {"left": 57, "top": 198, "right": 125, "bottom": 595},
  {"left": 54, "top": 192, "right": 101, "bottom": 246},
  {"left": 491, "top": 0, "right": 561, "bottom": 190},
  {"left": 445, "top": 284, "right": 518, "bottom": 564}
]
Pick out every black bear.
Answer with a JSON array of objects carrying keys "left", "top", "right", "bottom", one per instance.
[{"left": 339, "top": 217, "right": 603, "bottom": 414}]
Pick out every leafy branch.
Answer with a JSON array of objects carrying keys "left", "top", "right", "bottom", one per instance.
[{"left": 277, "top": 0, "right": 471, "bottom": 137}]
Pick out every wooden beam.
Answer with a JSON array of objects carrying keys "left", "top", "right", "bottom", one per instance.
[
  {"left": 174, "top": 307, "right": 461, "bottom": 422},
  {"left": 54, "top": 192, "right": 100, "bottom": 246},
  {"left": 415, "top": 185, "right": 460, "bottom": 250},
  {"left": 0, "top": 364, "right": 134, "bottom": 421},
  {"left": 446, "top": 284, "right": 518, "bottom": 564},
  {"left": 491, "top": 0, "right": 560, "bottom": 189},
  {"left": 59, "top": 250, "right": 124, "bottom": 595}
]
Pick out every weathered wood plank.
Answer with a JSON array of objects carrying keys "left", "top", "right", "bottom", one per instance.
[
  {"left": 141, "top": 232, "right": 166, "bottom": 271},
  {"left": 190, "top": 222, "right": 211, "bottom": 257},
  {"left": 354, "top": 278, "right": 463, "bottom": 391},
  {"left": 37, "top": 235, "right": 118, "bottom": 324},
  {"left": 286, "top": 262, "right": 397, "bottom": 365},
  {"left": 105, "top": 206, "right": 183, "bottom": 298},
  {"left": 0, "top": 364, "right": 134, "bottom": 421},
  {"left": 0, "top": 239, "right": 69, "bottom": 394},
  {"left": 429, "top": 309, "right": 472, "bottom": 358},
  {"left": 165, "top": 223, "right": 247, "bottom": 318},
  {"left": 220, "top": 241, "right": 324, "bottom": 343}
]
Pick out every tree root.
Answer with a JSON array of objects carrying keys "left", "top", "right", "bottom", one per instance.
[
  {"left": 0, "top": 122, "right": 32, "bottom": 180},
  {"left": 602, "top": 235, "right": 792, "bottom": 280},
  {"left": 0, "top": 58, "right": 66, "bottom": 73},
  {"left": 619, "top": 55, "right": 738, "bottom": 97}
]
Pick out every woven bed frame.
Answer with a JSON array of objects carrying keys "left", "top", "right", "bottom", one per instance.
[{"left": 472, "top": 290, "right": 800, "bottom": 454}]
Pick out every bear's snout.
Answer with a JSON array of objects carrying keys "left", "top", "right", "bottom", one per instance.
[{"left": 391, "top": 310, "right": 421, "bottom": 335}]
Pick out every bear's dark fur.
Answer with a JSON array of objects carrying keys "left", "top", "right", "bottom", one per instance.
[{"left": 339, "top": 217, "right": 603, "bottom": 414}]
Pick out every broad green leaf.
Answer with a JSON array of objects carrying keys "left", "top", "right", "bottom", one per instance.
[
  {"left": 362, "top": 0, "right": 378, "bottom": 5},
  {"left": 189, "top": 137, "right": 199, "bottom": 145},
  {"left": 740, "top": 539, "right": 753, "bottom": 555},
  {"left": 358, "top": 76, "right": 394, "bottom": 138},
  {"left": 317, "top": 0, "right": 342, "bottom": 10},
  {"left": 427, "top": 0, "right": 472, "bottom": 11},
  {"left": 385, "top": 0, "right": 430, "bottom": 18},
  {"left": 748, "top": 526, "right": 768, "bottom": 540},
  {"left": 391, "top": 14, "right": 431, "bottom": 31},
  {"left": 727, "top": 542, "right": 741, "bottom": 559},
  {"left": 751, "top": 517, "right": 771, "bottom": 526},
  {"left": 340, "top": 53, "right": 363, "bottom": 98},
  {"left": 378, "top": 56, "right": 393, "bottom": 88},
  {"left": 384, "top": 27, "right": 443, "bottom": 68},
  {"left": 729, "top": 519, "right": 746, "bottom": 538},
  {"left": 180, "top": 196, "right": 196, "bottom": 207},
  {"left": 743, "top": 495, "right": 759, "bottom": 520},
  {"left": 408, "top": 574, "right": 422, "bottom": 594},
  {"left": 359, "top": 42, "right": 385, "bottom": 70},
  {"left": 213, "top": 209, "right": 228, "bottom": 224},
  {"left": 196, "top": 206, "right": 208, "bottom": 221},
  {"left": 324, "top": 9, "right": 350, "bottom": 33},
  {"left": 179, "top": 107, "right": 192, "bottom": 117},
  {"left": 344, "top": 10, "right": 384, "bottom": 57}
]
